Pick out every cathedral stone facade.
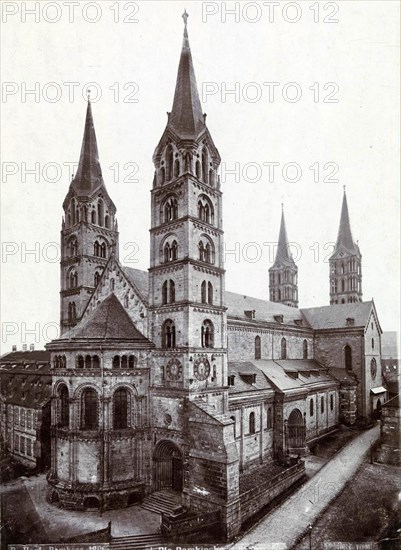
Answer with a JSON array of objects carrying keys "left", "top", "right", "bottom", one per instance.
[{"left": 46, "top": 15, "right": 387, "bottom": 540}]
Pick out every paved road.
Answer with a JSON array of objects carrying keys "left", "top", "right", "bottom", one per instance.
[{"left": 230, "top": 424, "right": 380, "bottom": 550}]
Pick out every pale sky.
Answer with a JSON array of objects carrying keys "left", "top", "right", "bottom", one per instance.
[{"left": 1, "top": 1, "right": 400, "bottom": 354}]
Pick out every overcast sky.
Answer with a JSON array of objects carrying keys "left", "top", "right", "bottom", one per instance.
[{"left": 1, "top": 1, "right": 400, "bottom": 354}]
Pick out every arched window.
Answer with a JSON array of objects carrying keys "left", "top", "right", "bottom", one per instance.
[
  {"left": 92, "top": 355, "right": 100, "bottom": 369},
  {"left": 202, "top": 148, "right": 208, "bottom": 184},
  {"left": 81, "top": 206, "right": 87, "bottom": 222},
  {"left": 113, "top": 355, "right": 120, "bottom": 369},
  {"left": 113, "top": 388, "right": 129, "bottom": 429},
  {"left": 97, "top": 199, "right": 104, "bottom": 227},
  {"left": 163, "top": 196, "right": 178, "bottom": 222},
  {"left": 81, "top": 389, "right": 98, "bottom": 430},
  {"left": 160, "top": 166, "right": 165, "bottom": 185},
  {"left": 110, "top": 278, "right": 115, "bottom": 291},
  {"left": 201, "top": 281, "right": 207, "bottom": 303},
  {"left": 76, "top": 355, "right": 84, "bottom": 368},
  {"left": 91, "top": 210, "right": 96, "bottom": 224},
  {"left": 341, "top": 279, "right": 345, "bottom": 292},
  {"left": 201, "top": 320, "right": 214, "bottom": 348},
  {"left": 128, "top": 355, "right": 136, "bottom": 368},
  {"left": 330, "top": 394, "right": 334, "bottom": 411},
  {"left": 105, "top": 215, "right": 110, "bottom": 229},
  {"left": 174, "top": 159, "right": 180, "bottom": 178},
  {"left": 170, "top": 280, "right": 175, "bottom": 303},
  {"left": 68, "top": 302, "right": 76, "bottom": 323},
  {"left": 100, "top": 243, "right": 106, "bottom": 258},
  {"left": 68, "top": 270, "right": 77, "bottom": 289},
  {"left": 85, "top": 355, "right": 92, "bottom": 369},
  {"left": 310, "top": 399, "right": 314, "bottom": 416},
  {"left": 94, "top": 271, "right": 101, "bottom": 286},
  {"left": 198, "top": 238, "right": 215, "bottom": 264},
  {"left": 121, "top": 355, "right": 128, "bottom": 369},
  {"left": 344, "top": 345, "right": 352, "bottom": 372},
  {"left": 303, "top": 340, "right": 308, "bottom": 359},
  {"left": 197, "top": 195, "right": 215, "bottom": 225},
  {"left": 59, "top": 385, "right": 69, "bottom": 427},
  {"left": 209, "top": 169, "right": 214, "bottom": 186},
  {"left": 207, "top": 282, "right": 213, "bottom": 305},
  {"left": 371, "top": 338, "right": 374, "bottom": 349},
  {"left": 196, "top": 160, "right": 201, "bottom": 179},
  {"left": 321, "top": 396, "right": 325, "bottom": 414},
  {"left": 68, "top": 237, "right": 78, "bottom": 257},
  {"left": 164, "top": 242, "right": 171, "bottom": 263},
  {"left": 171, "top": 240, "right": 178, "bottom": 261},
  {"left": 267, "top": 407, "right": 272, "bottom": 429},
  {"left": 249, "top": 411, "right": 255, "bottom": 434},
  {"left": 94, "top": 241, "right": 99, "bottom": 256},
  {"left": 162, "top": 281, "right": 168, "bottom": 305},
  {"left": 162, "top": 320, "right": 176, "bottom": 349},
  {"left": 124, "top": 294, "right": 129, "bottom": 308},
  {"left": 167, "top": 145, "right": 174, "bottom": 181},
  {"left": 281, "top": 338, "right": 287, "bottom": 359},
  {"left": 278, "top": 289, "right": 281, "bottom": 301},
  {"left": 255, "top": 336, "right": 261, "bottom": 360}
]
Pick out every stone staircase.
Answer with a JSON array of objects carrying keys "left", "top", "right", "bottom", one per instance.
[
  {"left": 141, "top": 490, "right": 182, "bottom": 516},
  {"left": 111, "top": 533, "right": 164, "bottom": 550}
]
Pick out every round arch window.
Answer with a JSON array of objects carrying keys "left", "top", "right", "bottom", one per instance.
[{"left": 370, "top": 358, "right": 377, "bottom": 379}]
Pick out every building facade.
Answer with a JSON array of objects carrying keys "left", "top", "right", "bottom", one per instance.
[{"left": 43, "top": 14, "right": 387, "bottom": 540}]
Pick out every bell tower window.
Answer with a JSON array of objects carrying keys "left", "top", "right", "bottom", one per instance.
[{"left": 162, "top": 320, "right": 176, "bottom": 349}]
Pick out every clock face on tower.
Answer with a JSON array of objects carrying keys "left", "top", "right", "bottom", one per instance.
[
  {"left": 194, "top": 357, "right": 211, "bottom": 381},
  {"left": 166, "top": 358, "right": 182, "bottom": 381}
]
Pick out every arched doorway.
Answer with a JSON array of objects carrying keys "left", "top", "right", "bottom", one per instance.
[
  {"left": 376, "top": 399, "right": 382, "bottom": 419},
  {"left": 153, "top": 440, "right": 183, "bottom": 492},
  {"left": 287, "top": 408, "right": 306, "bottom": 453}
]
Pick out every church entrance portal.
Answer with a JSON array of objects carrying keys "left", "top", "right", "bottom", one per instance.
[
  {"left": 287, "top": 408, "right": 306, "bottom": 453},
  {"left": 153, "top": 440, "right": 183, "bottom": 492}
]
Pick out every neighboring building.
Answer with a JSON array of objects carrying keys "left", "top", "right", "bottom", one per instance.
[
  {"left": 378, "top": 395, "right": 400, "bottom": 466},
  {"left": 0, "top": 349, "right": 51, "bottom": 470},
  {"left": 42, "top": 14, "right": 388, "bottom": 540}
]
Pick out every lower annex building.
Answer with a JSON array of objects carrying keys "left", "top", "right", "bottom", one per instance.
[{"left": 42, "top": 13, "right": 387, "bottom": 540}]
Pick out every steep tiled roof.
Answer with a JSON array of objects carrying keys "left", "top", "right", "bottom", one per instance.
[
  {"left": 0, "top": 350, "right": 50, "bottom": 363},
  {"left": 271, "top": 209, "right": 296, "bottom": 268},
  {"left": 63, "top": 293, "right": 151, "bottom": 343},
  {"left": 225, "top": 291, "right": 308, "bottom": 327},
  {"left": 330, "top": 190, "right": 360, "bottom": 259},
  {"left": 168, "top": 18, "right": 205, "bottom": 138},
  {"left": 0, "top": 367, "right": 51, "bottom": 408},
  {"left": 301, "top": 301, "right": 373, "bottom": 330},
  {"left": 228, "top": 362, "right": 274, "bottom": 393},
  {"left": 122, "top": 267, "right": 149, "bottom": 304}
]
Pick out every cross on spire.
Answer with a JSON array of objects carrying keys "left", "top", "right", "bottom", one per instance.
[{"left": 182, "top": 9, "right": 189, "bottom": 27}]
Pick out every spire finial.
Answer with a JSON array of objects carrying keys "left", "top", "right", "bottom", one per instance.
[
  {"left": 87, "top": 88, "right": 91, "bottom": 103},
  {"left": 182, "top": 9, "right": 189, "bottom": 28},
  {"left": 281, "top": 202, "right": 284, "bottom": 212},
  {"left": 343, "top": 184, "right": 346, "bottom": 193}
]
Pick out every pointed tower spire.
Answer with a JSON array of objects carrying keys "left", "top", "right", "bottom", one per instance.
[
  {"left": 269, "top": 206, "right": 298, "bottom": 308},
  {"left": 329, "top": 188, "right": 362, "bottom": 305},
  {"left": 334, "top": 186, "right": 358, "bottom": 254},
  {"left": 71, "top": 99, "right": 104, "bottom": 195},
  {"left": 168, "top": 10, "right": 205, "bottom": 137}
]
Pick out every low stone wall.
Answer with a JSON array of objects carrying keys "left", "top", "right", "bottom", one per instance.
[{"left": 240, "top": 461, "right": 305, "bottom": 523}]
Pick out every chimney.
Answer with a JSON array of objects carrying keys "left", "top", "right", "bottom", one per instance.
[
  {"left": 22, "top": 344, "right": 27, "bottom": 352},
  {"left": 30, "top": 343, "right": 35, "bottom": 351},
  {"left": 12, "top": 345, "right": 17, "bottom": 352}
]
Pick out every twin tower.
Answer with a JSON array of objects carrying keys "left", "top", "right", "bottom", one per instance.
[{"left": 59, "top": 19, "right": 362, "bottom": 333}]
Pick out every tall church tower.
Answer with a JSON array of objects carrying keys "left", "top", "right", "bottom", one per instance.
[
  {"left": 60, "top": 100, "right": 119, "bottom": 333},
  {"left": 149, "top": 12, "right": 227, "bottom": 411},
  {"left": 269, "top": 206, "right": 298, "bottom": 307},
  {"left": 329, "top": 188, "right": 362, "bottom": 304}
]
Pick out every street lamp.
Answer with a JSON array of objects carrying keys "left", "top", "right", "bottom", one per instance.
[{"left": 308, "top": 523, "right": 313, "bottom": 550}]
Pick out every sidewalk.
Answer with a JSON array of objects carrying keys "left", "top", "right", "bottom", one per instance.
[{"left": 229, "top": 424, "right": 380, "bottom": 550}]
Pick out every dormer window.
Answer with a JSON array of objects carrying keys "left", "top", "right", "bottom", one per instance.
[
  {"left": 227, "top": 375, "right": 235, "bottom": 387},
  {"left": 346, "top": 317, "right": 355, "bottom": 326},
  {"left": 240, "top": 373, "right": 256, "bottom": 384},
  {"left": 274, "top": 315, "right": 284, "bottom": 324},
  {"left": 244, "top": 310, "right": 255, "bottom": 319}
]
